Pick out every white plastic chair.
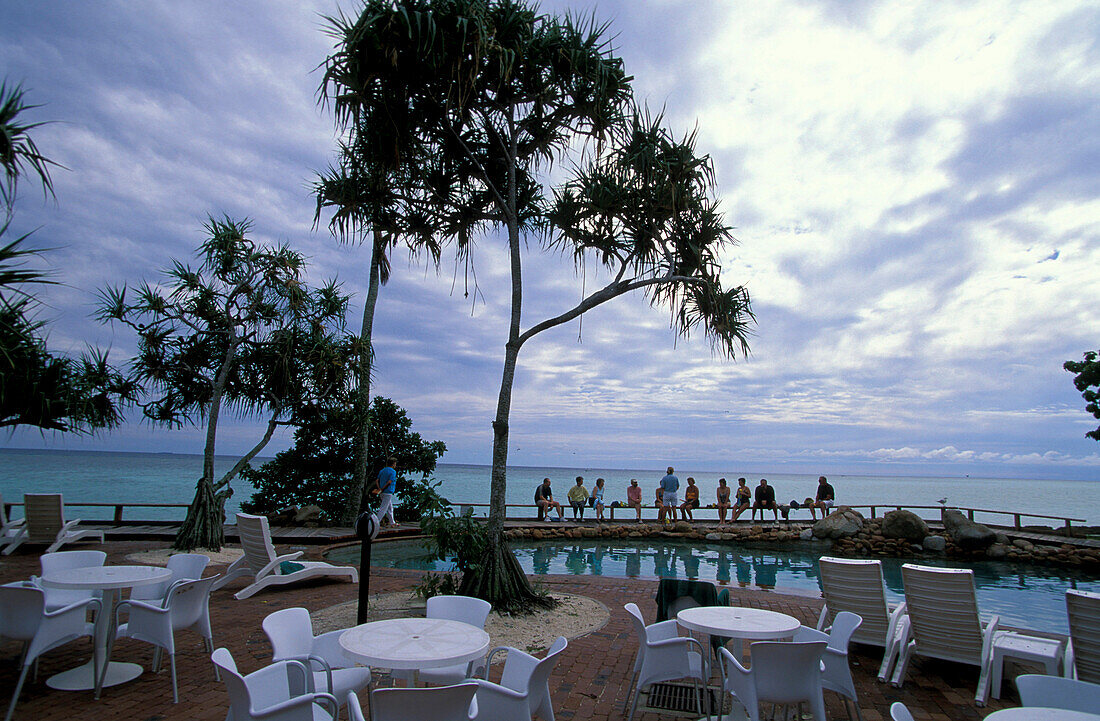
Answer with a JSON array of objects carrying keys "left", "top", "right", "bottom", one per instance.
[
  {"left": 0, "top": 585, "right": 100, "bottom": 721},
  {"left": 211, "top": 647, "right": 339, "bottom": 721},
  {"left": 37, "top": 549, "right": 106, "bottom": 611},
  {"left": 352, "top": 683, "right": 478, "bottom": 721},
  {"left": 212, "top": 513, "right": 358, "bottom": 599},
  {"left": 2, "top": 493, "right": 104, "bottom": 555},
  {"left": 394, "top": 595, "right": 492, "bottom": 686},
  {"left": 472, "top": 636, "right": 568, "bottom": 721},
  {"left": 131, "top": 552, "right": 210, "bottom": 603},
  {"left": 719, "top": 641, "right": 828, "bottom": 721},
  {"left": 1066, "top": 588, "right": 1100, "bottom": 683},
  {"left": 0, "top": 491, "right": 25, "bottom": 551},
  {"left": 794, "top": 612, "right": 864, "bottom": 721},
  {"left": 623, "top": 603, "right": 710, "bottom": 721},
  {"left": 1016, "top": 673, "right": 1100, "bottom": 712},
  {"left": 816, "top": 557, "right": 906, "bottom": 681},
  {"left": 262, "top": 607, "right": 371, "bottom": 707},
  {"left": 889, "top": 701, "right": 915, "bottom": 721},
  {"left": 107, "top": 576, "right": 219, "bottom": 702},
  {"left": 890, "top": 564, "right": 1001, "bottom": 706}
]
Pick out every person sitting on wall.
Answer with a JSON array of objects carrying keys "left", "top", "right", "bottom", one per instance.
[
  {"left": 716, "top": 478, "right": 732, "bottom": 525},
  {"left": 680, "top": 477, "right": 700, "bottom": 521},
  {"left": 811, "top": 475, "right": 835, "bottom": 520},
  {"left": 534, "top": 477, "right": 564, "bottom": 522},
  {"left": 590, "top": 477, "right": 606, "bottom": 521},
  {"left": 752, "top": 478, "right": 779, "bottom": 522},
  {"left": 732, "top": 477, "right": 752, "bottom": 522},
  {"left": 567, "top": 476, "right": 588, "bottom": 520},
  {"left": 626, "top": 479, "right": 643, "bottom": 522}
]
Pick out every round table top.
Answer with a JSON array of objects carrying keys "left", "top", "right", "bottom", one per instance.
[
  {"left": 339, "top": 618, "right": 491, "bottom": 671},
  {"left": 676, "top": 606, "right": 801, "bottom": 639},
  {"left": 40, "top": 565, "right": 172, "bottom": 590},
  {"left": 984, "top": 709, "right": 1100, "bottom": 721}
]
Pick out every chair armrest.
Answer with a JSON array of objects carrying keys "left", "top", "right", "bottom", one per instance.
[
  {"left": 44, "top": 597, "right": 101, "bottom": 618},
  {"left": 816, "top": 604, "right": 829, "bottom": 631},
  {"left": 60, "top": 519, "right": 82, "bottom": 533},
  {"left": 307, "top": 654, "right": 332, "bottom": 694},
  {"left": 245, "top": 658, "right": 311, "bottom": 698},
  {"left": 980, "top": 615, "right": 1001, "bottom": 659},
  {"left": 473, "top": 678, "right": 527, "bottom": 700},
  {"left": 482, "top": 645, "right": 514, "bottom": 675},
  {"left": 255, "top": 551, "right": 304, "bottom": 580},
  {"left": 647, "top": 619, "right": 681, "bottom": 641}
]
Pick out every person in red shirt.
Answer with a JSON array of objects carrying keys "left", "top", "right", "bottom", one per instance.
[{"left": 626, "top": 479, "right": 642, "bottom": 521}]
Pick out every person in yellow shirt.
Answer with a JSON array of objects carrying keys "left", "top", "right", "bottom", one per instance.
[
  {"left": 680, "top": 477, "right": 700, "bottom": 521},
  {"left": 567, "top": 476, "right": 588, "bottom": 520}
]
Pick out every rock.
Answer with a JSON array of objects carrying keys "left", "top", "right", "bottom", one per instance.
[
  {"left": 987, "top": 543, "right": 1007, "bottom": 559},
  {"left": 910, "top": 544, "right": 923, "bottom": 552},
  {"left": 881, "top": 510, "right": 930, "bottom": 543},
  {"left": 800, "top": 528, "right": 814, "bottom": 541},
  {"left": 1013, "top": 539, "right": 1034, "bottom": 551},
  {"left": 293, "top": 505, "right": 322, "bottom": 524},
  {"left": 941, "top": 508, "right": 996, "bottom": 551},
  {"left": 705, "top": 532, "right": 722, "bottom": 541},
  {"left": 674, "top": 521, "right": 693, "bottom": 533},
  {"left": 922, "top": 535, "right": 946, "bottom": 552},
  {"left": 812, "top": 507, "right": 865, "bottom": 539}
]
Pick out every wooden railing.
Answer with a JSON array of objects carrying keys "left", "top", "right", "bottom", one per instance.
[{"left": 2, "top": 500, "right": 1087, "bottom": 530}]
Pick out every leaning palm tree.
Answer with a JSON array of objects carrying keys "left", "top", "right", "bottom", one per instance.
[{"left": 0, "top": 79, "right": 60, "bottom": 214}]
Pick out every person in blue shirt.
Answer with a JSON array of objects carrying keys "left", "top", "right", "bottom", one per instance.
[
  {"left": 658, "top": 467, "right": 679, "bottom": 524},
  {"left": 369, "top": 456, "right": 398, "bottom": 527}
]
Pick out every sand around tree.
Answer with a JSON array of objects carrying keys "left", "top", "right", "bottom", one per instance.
[
  {"left": 127, "top": 547, "right": 244, "bottom": 566},
  {"left": 312, "top": 592, "right": 609, "bottom": 660}
]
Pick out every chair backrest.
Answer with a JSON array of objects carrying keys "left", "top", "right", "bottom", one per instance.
[
  {"left": 1067, "top": 589, "right": 1100, "bottom": 684},
  {"left": 0, "top": 586, "right": 45, "bottom": 641},
  {"left": 499, "top": 636, "right": 568, "bottom": 700},
  {"left": 212, "top": 647, "right": 311, "bottom": 721},
  {"left": 40, "top": 550, "right": 107, "bottom": 574},
  {"left": 1016, "top": 674, "right": 1100, "bottom": 712},
  {"left": 133, "top": 552, "right": 211, "bottom": 601},
  {"left": 235, "top": 513, "right": 278, "bottom": 574},
  {"left": 624, "top": 602, "right": 650, "bottom": 645},
  {"left": 825, "top": 611, "right": 863, "bottom": 653},
  {"left": 900, "top": 564, "right": 984, "bottom": 664},
  {"left": 750, "top": 640, "right": 827, "bottom": 703},
  {"left": 164, "top": 576, "right": 217, "bottom": 630},
  {"left": 889, "top": 702, "right": 915, "bottom": 721},
  {"left": 24, "top": 494, "right": 64, "bottom": 543},
  {"left": 426, "top": 595, "right": 492, "bottom": 629},
  {"left": 818, "top": 557, "right": 891, "bottom": 646},
  {"left": 263, "top": 607, "right": 317, "bottom": 661},
  {"left": 369, "top": 682, "right": 478, "bottom": 721}
]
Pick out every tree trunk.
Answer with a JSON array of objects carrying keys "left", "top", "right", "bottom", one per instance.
[{"left": 341, "top": 232, "right": 383, "bottom": 525}]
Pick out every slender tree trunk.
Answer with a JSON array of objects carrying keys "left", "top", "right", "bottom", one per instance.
[{"left": 342, "top": 231, "right": 383, "bottom": 525}]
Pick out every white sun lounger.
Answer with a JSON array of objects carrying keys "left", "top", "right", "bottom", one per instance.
[
  {"left": 213, "top": 513, "right": 358, "bottom": 600},
  {"left": 890, "top": 563, "right": 1001, "bottom": 706},
  {"left": 2, "top": 493, "right": 104, "bottom": 555},
  {"left": 816, "top": 557, "right": 907, "bottom": 682},
  {"left": 1066, "top": 588, "right": 1100, "bottom": 683}
]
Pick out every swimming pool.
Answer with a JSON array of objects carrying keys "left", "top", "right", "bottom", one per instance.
[{"left": 329, "top": 538, "right": 1100, "bottom": 634}]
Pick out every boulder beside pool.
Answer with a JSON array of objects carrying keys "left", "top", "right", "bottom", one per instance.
[
  {"left": 942, "top": 508, "right": 996, "bottom": 551},
  {"left": 813, "top": 506, "right": 865, "bottom": 539},
  {"left": 882, "top": 510, "right": 930, "bottom": 543}
]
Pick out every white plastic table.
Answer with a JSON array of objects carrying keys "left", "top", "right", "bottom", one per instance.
[
  {"left": 339, "top": 618, "right": 490, "bottom": 671},
  {"left": 677, "top": 606, "right": 802, "bottom": 663},
  {"left": 984, "top": 709, "right": 1100, "bottom": 720},
  {"left": 40, "top": 564, "right": 172, "bottom": 693}
]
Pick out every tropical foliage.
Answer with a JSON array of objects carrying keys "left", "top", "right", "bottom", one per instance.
[
  {"left": 1065, "top": 351, "right": 1100, "bottom": 441},
  {"left": 241, "top": 396, "right": 448, "bottom": 523},
  {"left": 98, "top": 217, "right": 362, "bottom": 550}
]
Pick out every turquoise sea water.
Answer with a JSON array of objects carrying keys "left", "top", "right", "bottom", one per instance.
[
  {"left": 1, "top": 449, "right": 1099, "bottom": 525},
  {"left": 330, "top": 538, "right": 1100, "bottom": 634}
]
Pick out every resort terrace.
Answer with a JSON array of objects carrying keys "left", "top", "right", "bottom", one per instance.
[{"left": 0, "top": 523, "right": 1087, "bottom": 721}]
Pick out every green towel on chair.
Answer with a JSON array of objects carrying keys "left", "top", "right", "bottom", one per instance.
[{"left": 279, "top": 561, "right": 305, "bottom": 574}]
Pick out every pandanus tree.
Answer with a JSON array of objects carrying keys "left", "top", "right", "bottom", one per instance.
[
  {"left": 98, "top": 216, "right": 362, "bottom": 550},
  {"left": 323, "top": 0, "right": 754, "bottom": 611},
  {"left": 1065, "top": 351, "right": 1100, "bottom": 442},
  {"left": 0, "top": 79, "right": 136, "bottom": 433}
]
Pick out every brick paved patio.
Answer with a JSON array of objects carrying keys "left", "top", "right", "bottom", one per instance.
[{"left": 0, "top": 540, "right": 1021, "bottom": 720}]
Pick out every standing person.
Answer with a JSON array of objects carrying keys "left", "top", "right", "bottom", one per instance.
[
  {"left": 811, "top": 475, "right": 835, "bottom": 520},
  {"left": 752, "top": 478, "right": 779, "bottom": 522},
  {"left": 567, "top": 476, "right": 588, "bottom": 520},
  {"left": 732, "top": 477, "right": 752, "bottom": 521},
  {"left": 659, "top": 466, "right": 679, "bottom": 523},
  {"left": 368, "top": 456, "right": 398, "bottom": 527},
  {"left": 534, "top": 477, "right": 564, "bottom": 521},
  {"left": 680, "top": 477, "right": 700, "bottom": 521},
  {"left": 716, "top": 478, "right": 732, "bottom": 525},
  {"left": 626, "top": 479, "right": 643, "bottom": 521},
  {"left": 590, "top": 477, "right": 606, "bottom": 521},
  {"left": 655, "top": 486, "right": 664, "bottom": 517}
]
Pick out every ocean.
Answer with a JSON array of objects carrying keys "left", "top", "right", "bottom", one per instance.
[{"left": 1, "top": 448, "right": 1098, "bottom": 527}]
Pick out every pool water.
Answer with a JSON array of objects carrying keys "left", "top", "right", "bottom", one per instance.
[{"left": 330, "top": 538, "right": 1100, "bottom": 634}]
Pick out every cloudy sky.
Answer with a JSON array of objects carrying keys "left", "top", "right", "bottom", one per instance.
[{"left": 3, "top": 0, "right": 1099, "bottom": 480}]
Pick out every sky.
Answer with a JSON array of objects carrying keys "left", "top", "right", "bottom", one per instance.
[{"left": 2, "top": 0, "right": 1100, "bottom": 481}]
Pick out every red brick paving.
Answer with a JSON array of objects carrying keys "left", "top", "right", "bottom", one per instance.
[{"left": 0, "top": 540, "right": 1020, "bottom": 720}]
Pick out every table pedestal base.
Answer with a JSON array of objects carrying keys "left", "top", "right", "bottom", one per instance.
[{"left": 46, "top": 660, "right": 143, "bottom": 692}]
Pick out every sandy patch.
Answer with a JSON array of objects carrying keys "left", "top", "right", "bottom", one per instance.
[
  {"left": 126, "top": 548, "right": 243, "bottom": 566},
  {"left": 311, "top": 592, "right": 609, "bottom": 658}
]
